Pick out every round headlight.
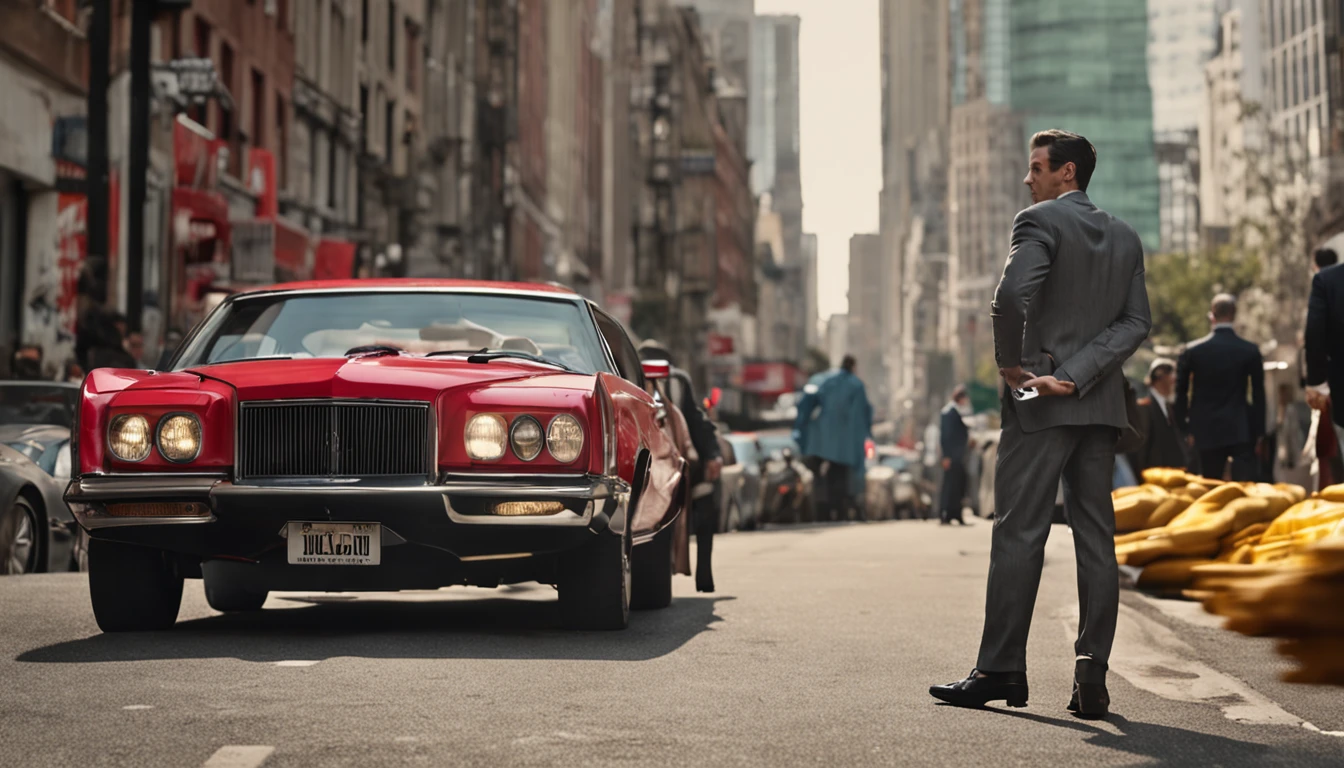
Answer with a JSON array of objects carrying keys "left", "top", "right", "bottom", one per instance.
[
  {"left": 157, "top": 414, "right": 202, "bottom": 462},
  {"left": 465, "top": 414, "right": 508, "bottom": 461},
  {"left": 108, "top": 414, "right": 152, "bottom": 462},
  {"left": 547, "top": 414, "right": 585, "bottom": 464},
  {"left": 510, "top": 416, "right": 544, "bottom": 461}
]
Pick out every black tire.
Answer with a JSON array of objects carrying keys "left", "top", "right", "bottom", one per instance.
[
  {"left": 1, "top": 496, "right": 41, "bottom": 575},
  {"left": 558, "top": 524, "right": 630, "bottom": 630},
  {"left": 630, "top": 524, "right": 674, "bottom": 610},
  {"left": 72, "top": 527, "right": 90, "bottom": 572},
  {"left": 204, "top": 576, "right": 268, "bottom": 612},
  {"left": 88, "top": 538, "right": 183, "bottom": 632}
]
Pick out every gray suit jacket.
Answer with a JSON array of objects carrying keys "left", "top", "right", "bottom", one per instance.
[{"left": 991, "top": 191, "right": 1151, "bottom": 434}]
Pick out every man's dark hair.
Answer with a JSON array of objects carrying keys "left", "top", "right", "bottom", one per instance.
[
  {"left": 841, "top": 355, "right": 856, "bottom": 373},
  {"left": 1030, "top": 130, "right": 1097, "bottom": 192},
  {"left": 1211, "top": 293, "right": 1237, "bottom": 322},
  {"left": 952, "top": 384, "right": 968, "bottom": 402},
  {"left": 1315, "top": 248, "right": 1338, "bottom": 269}
]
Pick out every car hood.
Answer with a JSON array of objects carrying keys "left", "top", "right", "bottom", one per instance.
[
  {"left": 185, "top": 356, "right": 594, "bottom": 401},
  {"left": 0, "top": 423, "right": 70, "bottom": 450}
]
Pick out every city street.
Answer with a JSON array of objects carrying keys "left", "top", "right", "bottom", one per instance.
[{"left": 2, "top": 520, "right": 1341, "bottom": 768}]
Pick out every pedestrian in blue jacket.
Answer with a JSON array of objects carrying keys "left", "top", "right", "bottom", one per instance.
[{"left": 793, "top": 355, "right": 873, "bottom": 520}]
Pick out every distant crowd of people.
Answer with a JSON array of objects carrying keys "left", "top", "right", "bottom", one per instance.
[{"left": 5, "top": 306, "right": 158, "bottom": 384}]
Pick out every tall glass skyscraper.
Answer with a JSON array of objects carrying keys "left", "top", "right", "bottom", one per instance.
[{"left": 1010, "top": 0, "right": 1160, "bottom": 251}]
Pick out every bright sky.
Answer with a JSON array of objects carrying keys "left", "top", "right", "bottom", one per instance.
[{"left": 756, "top": 0, "right": 881, "bottom": 320}]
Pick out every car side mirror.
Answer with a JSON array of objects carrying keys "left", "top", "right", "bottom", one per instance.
[{"left": 641, "top": 359, "right": 671, "bottom": 380}]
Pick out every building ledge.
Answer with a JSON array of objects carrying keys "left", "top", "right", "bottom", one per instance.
[{"left": 0, "top": 0, "right": 87, "bottom": 93}]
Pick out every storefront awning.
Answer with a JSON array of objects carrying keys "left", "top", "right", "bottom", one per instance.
[
  {"left": 741, "top": 362, "right": 806, "bottom": 398},
  {"left": 172, "top": 187, "right": 230, "bottom": 249}
]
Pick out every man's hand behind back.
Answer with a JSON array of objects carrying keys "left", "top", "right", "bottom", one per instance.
[{"left": 1021, "top": 375, "right": 1077, "bottom": 398}]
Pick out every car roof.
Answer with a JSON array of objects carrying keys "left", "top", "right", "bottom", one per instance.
[{"left": 234, "top": 278, "right": 582, "bottom": 298}]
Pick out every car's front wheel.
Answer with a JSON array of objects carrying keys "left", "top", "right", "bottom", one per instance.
[
  {"left": 204, "top": 575, "right": 268, "bottom": 612},
  {"left": 558, "top": 525, "right": 630, "bottom": 630},
  {"left": 1, "top": 496, "right": 40, "bottom": 575},
  {"left": 630, "top": 524, "right": 674, "bottom": 610},
  {"left": 88, "top": 539, "right": 183, "bottom": 632}
]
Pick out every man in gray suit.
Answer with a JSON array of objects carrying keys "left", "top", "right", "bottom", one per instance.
[{"left": 930, "top": 130, "right": 1151, "bottom": 719}]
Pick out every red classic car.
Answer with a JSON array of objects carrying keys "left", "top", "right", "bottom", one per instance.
[{"left": 65, "top": 279, "right": 688, "bottom": 632}]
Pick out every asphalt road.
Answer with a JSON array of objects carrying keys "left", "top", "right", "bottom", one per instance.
[{"left": 2, "top": 519, "right": 1342, "bottom": 767}]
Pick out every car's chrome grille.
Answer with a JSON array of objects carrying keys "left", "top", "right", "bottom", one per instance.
[{"left": 237, "top": 401, "right": 432, "bottom": 479}]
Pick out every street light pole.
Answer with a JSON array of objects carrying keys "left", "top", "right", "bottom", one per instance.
[
  {"left": 127, "top": 0, "right": 153, "bottom": 332},
  {"left": 86, "top": 0, "right": 111, "bottom": 305}
]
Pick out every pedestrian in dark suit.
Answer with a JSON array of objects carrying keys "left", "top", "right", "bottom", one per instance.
[
  {"left": 1304, "top": 260, "right": 1344, "bottom": 460},
  {"left": 1173, "top": 294, "right": 1265, "bottom": 481},
  {"left": 939, "top": 386, "right": 971, "bottom": 525},
  {"left": 930, "top": 130, "right": 1150, "bottom": 719},
  {"left": 1127, "top": 358, "right": 1189, "bottom": 474}
]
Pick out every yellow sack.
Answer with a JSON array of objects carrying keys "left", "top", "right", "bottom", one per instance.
[
  {"left": 1115, "top": 493, "right": 1165, "bottom": 533},
  {"left": 1137, "top": 557, "right": 1210, "bottom": 589},
  {"left": 1146, "top": 496, "right": 1193, "bottom": 529}
]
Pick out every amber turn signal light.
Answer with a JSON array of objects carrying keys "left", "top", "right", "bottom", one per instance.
[
  {"left": 490, "top": 501, "right": 565, "bottom": 517},
  {"left": 105, "top": 502, "right": 208, "bottom": 518}
]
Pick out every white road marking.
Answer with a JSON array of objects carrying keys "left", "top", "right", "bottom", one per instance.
[
  {"left": 1061, "top": 604, "right": 1303, "bottom": 727},
  {"left": 202, "top": 745, "right": 274, "bottom": 768},
  {"left": 273, "top": 660, "right": 320, "bottom": 667},
  {"left": 122, "top": 705, "right": 154, "bottom": 711}
]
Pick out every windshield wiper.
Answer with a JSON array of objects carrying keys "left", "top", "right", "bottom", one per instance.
[
  {"left": 424, "top": 348, "right": 489, "bottom": 357},
  {"left": 465, "top": 350, "right": 578, "bottom": 373},
  {"left": 196, "top": 355, "right": 294, "bottom": 367},
  {"left": 345, "top": 344, "right": 404, "bottom": 358}
]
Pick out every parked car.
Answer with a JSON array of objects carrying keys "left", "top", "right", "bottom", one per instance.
[
  {"left": 753, "top": 431, "right": 815, "bottom": 524},
  {"left": 0, "top": 382, "right": 81, "bottom": 574},
  {"left": 874, "top": 446, "right": 933, "bottom": 520},
  {"left": 863, "top": 463, "right": 897, "bottom": 521},
  {"left": 717, "top": 434, "right": 760, "bottom": 532},
  {"left": 65, "top": 279, "right": 688, "bottom": 632}
]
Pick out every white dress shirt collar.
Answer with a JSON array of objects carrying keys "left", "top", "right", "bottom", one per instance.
[{"left": 1059, "top": 189, "right": 1083, "bottom": 200}]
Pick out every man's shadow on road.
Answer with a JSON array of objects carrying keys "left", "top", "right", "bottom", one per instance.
[
  {"left": 17, "top": 592, "right": 731, "bottom": 665},
  {"left": 936, "top": 704, "right": 1338, "bottom": 767}
]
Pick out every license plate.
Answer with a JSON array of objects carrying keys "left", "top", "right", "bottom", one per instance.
[{"left": 287, "top": 522, "right": 381, "bottom": 566}]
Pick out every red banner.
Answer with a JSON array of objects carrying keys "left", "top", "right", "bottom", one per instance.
[
  {"left": 173, "top": 116, "right": 217, "bottom": 189},
  {"left": 708, "top": 333, "right": 735, "bottom": 356},
  {"left": 55, "top": 193, "right": 86, "bottom": 336},
  {"left": 247, "top": 148, "right": 278, "bottom": 219},
  {"left": 314, "top": 239, "right": 357, "bottom": 280}
]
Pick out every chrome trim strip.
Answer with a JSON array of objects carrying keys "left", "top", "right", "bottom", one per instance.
[
  {"left": 79, "top": 514, "right": 217, "bottom": 530},
  {"left": 238, "top": 397, "right": 431, "bottom": 407},
  {"left": 82, "top": 471, "right": 228, "bottom": 479},
  {"left": 459, "top": 552, "right": 534, "bottom": 562},
  {"left": 230, "top": 286, "right": 585, "bottom": 302},
  {"left": 444, "top": 499, "right": 596, "bottom": 527}
]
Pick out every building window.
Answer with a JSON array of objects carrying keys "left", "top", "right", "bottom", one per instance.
[
  {"left": 359, "top": 84, "right": 370, "bottom": 154},
  {"left": 328, "top": 132, "right": 339, "bottom": 208},
  {"left": 405, "top": 21, "right": 418, "bottom": 92},
  {"left": 220, "top": 42, "right": 235, "bottom": 143},
  {"left": 275, "top": 94, "right": 287, "bottom": 191},
  {"left": 388, "top": 1, "right": 397, "bottom": 71},
  {"left": 361, "top": 0, "right": 369, "bottom": 44},
  {"left": 252, "top": 68, "right": 266, "bottom": 148},
  {"left": 385, "top": 99, "right": 396, "bottom": 165}
]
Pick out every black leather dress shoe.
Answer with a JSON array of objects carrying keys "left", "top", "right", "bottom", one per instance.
[
  {"left": 1067, "top": 659, "right": 1110, "bottom": 719},
  {"left": 929, "top": 669, "right": 1029, "bottom": 709}
]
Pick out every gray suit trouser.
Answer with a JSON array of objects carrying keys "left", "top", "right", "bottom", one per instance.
[{"left": 977, "top": 397, "right": 1119, "bottom": 673}]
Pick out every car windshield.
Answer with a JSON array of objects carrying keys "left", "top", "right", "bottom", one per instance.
[
  {"left": 174, "top": 291, "right": 613, "bottom": 374},
  {"left": 0, "top": 384, "right": 78, "bottom": 428},
  {"left": 757, "top": 434, "right": 798, "bottom": 457},
  {"left": 727, "top": 437, "right": 761, "bottom": 464}
]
